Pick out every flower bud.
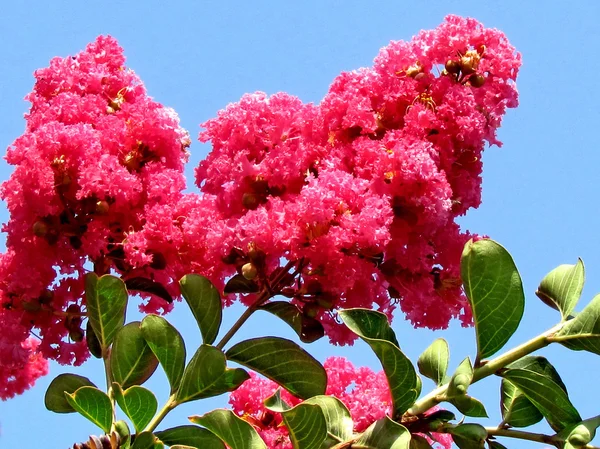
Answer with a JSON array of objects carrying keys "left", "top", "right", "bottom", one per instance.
[
  {"left": 21, "top": 301, "right": 41, "bottom": 313},
  {"left": 568, "top": 424, "right": 593, "bottom": 447},
  {"left": 242, "top": 192, "right": 259, "bottom": 210},
  {"left": 33, "top": 220, "right": 48, "bottom": 237},
  {"left": 95, "top": 200, "right": 110, "bottom": 215},
  {"left": 451, "top": 373, "right": 470, "bottom": 394},
  {"left": 469, "top": 73, "right": 486, "bottom": 88},
  {"left": 69, "top": 327, "right": 84, "bottom": 342},
  {"left": 445, "top": 59, "right": 461, "bottom": 74},
  {"left": 149, "top": 251, "right": 167, "bottom": 270},
  {"left": 242, "top": 262, "right": 258, "bottom": 280},
  {"left": 304, "top": 303, "right": 320, "bottom": 318}
]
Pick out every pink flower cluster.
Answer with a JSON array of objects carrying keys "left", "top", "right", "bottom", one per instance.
[
  {"left": 0, "top": 15, "right": 520, "bottom": 398},
  {"left": 228, "top": 357, "right": 453, "bottom": 449},
  {"left": 0, "top": 36, "right": 189, "bottom": 398}
]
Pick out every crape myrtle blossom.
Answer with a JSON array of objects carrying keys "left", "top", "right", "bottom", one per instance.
[
  {"left": 0, "top": 36, "right": 190, "bottom": 399},
  {"left": 192, "top": 15, "right": 520, "bottom": 342},
  {"left": 0, "top": 15, "right": 520, "bottom": 399},
  {"left": 229, "top": 357, "right": 453, "bottom": 449}
]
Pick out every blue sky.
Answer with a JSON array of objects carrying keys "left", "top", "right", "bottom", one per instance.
[{"left": 2, "top": 1, "right": 600, "bottom": 448}]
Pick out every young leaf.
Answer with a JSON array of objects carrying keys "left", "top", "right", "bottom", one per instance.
[
  {"left": 417, "top": 338, "right": 449, "bottom": 386},
  {"left": 450, "top": 395, "right": 488, "bottom": 418},
  {"left": 536, "top": 260, "right": 585, "bottom": 320},
  {"left": 125, "top": 277, "right": 173, "bottom": 304},
  {"left": 85, "top": 273, "right": 128, "bottom": 354},
  {"left": 226, "top": 337, "right": 326, "bottom": 399},
  {"left": 280, "top": 403, "right": 327, "bottom": 449},
  {"left": 65, "top": 386, "right": 113, "bottom": 433},
  {"left": 113, "top": 383, "right": 158, "bottom": 433},
  {"left": 500, "top": 379, "right": 543, "bottom": 427},
  {"left": 461, "top": 239, "right": 525, "bottom": 360},
  {"left": 447, "top": 357, "right": 473, "bottom": 398},
  {"left": 131, "top": 431, "right": 157, "bottom": 449},
  {"left": 154, "top": 425, "right": 225, "bottom": 449},
  {"left": 264, "top": 389, "right": 292, "bottom": 412},
  {"left": 175, "top": 344, "right": 227, "bottom": 404},
  {"left": 303, "top": 396, "right": 354, "bottom": 445},
  {"left": 450, "top": 423, "right": 487, "bottom": 449},
  {"left": 502, "top": 368, "right": 581, "bottom": 431},
  {"left": 111, "top": 322, "right": 159, "bottom": 389},
  {"left": 140, "top": 314, "right": 186, "bottom": 393},
  {"left": 223, "top": 274, "right": 259, "bottom": 294},
  {"left": 45, "top": 373, "right": 96, "bottom": 413},
  {"left": 179, "top": 274, "right": 222, "bottom": 345},
  {"left": 115, "top": 420, "right": 132, "bottom": 449},
  {"left": 259, "top": 301, "right": 325, "bottom": 343},
  {"left": 554, "top": 293, "right": 600, "bottom": 354},
  {"left": 189, "top": 409, "right": 267, "bottom": 449},
  {"left": 352, "top": 416, "right": 411, "bottom": 449},
  {"left": 556, "top": 416, "right": 600, "bottom": 449},
  {"left": 339, "top": 309, "right": 419, "bottom": 419}
]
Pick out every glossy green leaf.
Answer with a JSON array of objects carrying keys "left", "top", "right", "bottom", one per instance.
[
  {"left": 536, "top": 260, "right": 585, "bottom": 320},
  {"left": 500, "top": 379, "right": 543, "bottom": 427},
  {"left": 450, "top": 395, "right": 488, "bottom": 418},
  {"left": 115, "top": 420, "right": 131, "bottom": 449},
  {"left": 45, "top": 373, "right": 96, "bottom": 413},
  {"left": 155, "top": 425, "right": 225, "bottom": 449},
  {"left": 190, "top": 409, "right": 267, "bottom": 449},
  {"left": 353, "top": 417, "right": 410, "bottom": 449},
  {"left": 113, "top": 384, "right": 158, "bottom": 433},
  {"left": 280, "top": 403, "right": 327, "bottom": 449},
  {"left": 259, "top": 301, "right": 324, "bottom": 343},
  {"left": 506, "top": 356, "right": 568, "bottom": 390},
  {"left": 339, "top": 309, "right": 418, "bottom": 419},
  {"left": 554, "top": 293, "right": 600, "bottom": 355},
  {"left": 303, "top": 396, "right": 354, "bottom": 444},
  {"left": 226, "top": 337, "right": 326, "bottom": 399},
  {"left": 175, "top": 345, "right": 227, "bottom": 404},
  {"left": 447, "top": 357, "right": 473, "bottom": 398},
  {"left": 502, "top": 368, "right": 581, "bottom": 431},
  {"left": 461, "top": 239, "right": 525, "bottom": 360},
  {"left": 417, "top": 338, "right": 449, "bottom": 386},
  {"left": 450, "top": 423, "right": 487, "bottom": 449},
  {"left": 180, "top": 274, "right": 222, "bottom": 345},
  {"left": 140, "top": 314, "right": 186, "bottom": 393},
  {"left": 111, "top": 322, "right": 159, "bottom": 389},
  {"left": 263, "top": 389, "right": 291, "bottom": 412},
  {"left": 65, "top": 386, "right": 113, "bottom": 433},
  {"left": 131, "top": 431, "right": 157, "bottom": 449},
  {"left": 224, "top": 274, "right": 259, "bottom": 294},
  {"left": 488, "top": 442, "right": 508, "bottom": 449},
  {"left": 85, "top": 273, "right": 128, "bottom": 354},
  {"left": 86, "top": 319, "right": 102, "bottom": 358},
  {"left": 201, "top": 367, "right": 250, "bottom": 398}
]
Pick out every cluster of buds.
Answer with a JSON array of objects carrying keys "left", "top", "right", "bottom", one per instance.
[
  {"left": 442, "top": 46, "right": 487, "bottom": 87},
  {"left": 71, "top": 432, "right": 120, "bottom": 449}
]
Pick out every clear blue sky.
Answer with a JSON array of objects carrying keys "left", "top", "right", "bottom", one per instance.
[{"left": 2, "top": 1, "right": 600, "bottom": 448}]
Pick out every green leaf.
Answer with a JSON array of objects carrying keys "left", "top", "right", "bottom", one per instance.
[
  {"left": 180, "top": 274, "right": 222, "bottom": 345},
  {"left": 140, "top": 314, "right": 186, "bottom": 393},
  {"left": 259, "top": 301, "right": 324, "bottom": 343},
  {"left": 175, "top": 345, "right": 227, "bottom": 404},
  {"left": 303, "top": 396, "right": 354, "bottom": 444},
  {"left": 502, "top": 368, "right": 581, "bottom": 431},
  {"left": 339, "top": 309, "right": 418, "bottom": 418},
  {"left": 65, "top": 386, "right": 113, "bottom": 433},
  {"left": 450, "top": 423, "right": 487, "bottom": 449},
  {"left": 201, "top": 367, "right": 250, "bottom": 398},
  {"left": 190, "top": 409, "right": 267, "bottom": 449},
  {"left": 224, "top": 274, "right": 259, "bottom": 294},
  {"left": 353, "top": 417, "right": 410, "bottom": 449},
  {"left": 264, "top": 388, "right": 292, "bottom": 412},
  {"left": 113, "top": 383, "right": 158, "bottom": 433},
  {"left": 554, "top": 293, "right": 600, "bottom": 355},
  {"left": 488, "top": 442, "right": 507, "bottom": 449},
  {"left": 500, "top": 379, "right": 543, "bottom": 427},
  {"left": 155, "top": 425, "right": 225, "bottom": 449},
  {"left": 115, "top": 420, "right": 131, "bottom": 449},
  {"left": 86, "top": 319, "right": 102, "bottom": 358},
  {"left": 500, "top": 356, "right": 567, "bottom": 428},
  {"left": 125, "top": 277, "right": 173, "bottom": 304},
  {"left": 280, "top": 403, "right": 327, "bottom": 449},
  {"left": 536, "top": 260, "right": 585, "bottom": 320},
  {"left": 131, "top": 431, "right": 157, "bottom": 449},
  {"left": 417, "top": 338, "right": 449, "bottom": 386},
  {"left": 461, "top": 239, "right": 525, "bottom": 360},
  {"left": 111, "top": 322, "right": 159, "bottom": 389},
  {"left": 447, "top": 357, "right": 473, "bottom": 398},
  {"left": 450, "top": 395, "right": 488, "bottom": 418},
  {"left": 45, "top": 373, "right": 96, "bottom": 413},
  {"left": 226, "top": 337, "right": 326, "bottom": 399},
  {"left": 557, "top": 416, "right": 600, "bottom": 449},
  {"left": 85, "top": 273, "right": 128, "bottom": 354},
  {"left": 410, "top": 434, "right": 434, "bottom": 449}
]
